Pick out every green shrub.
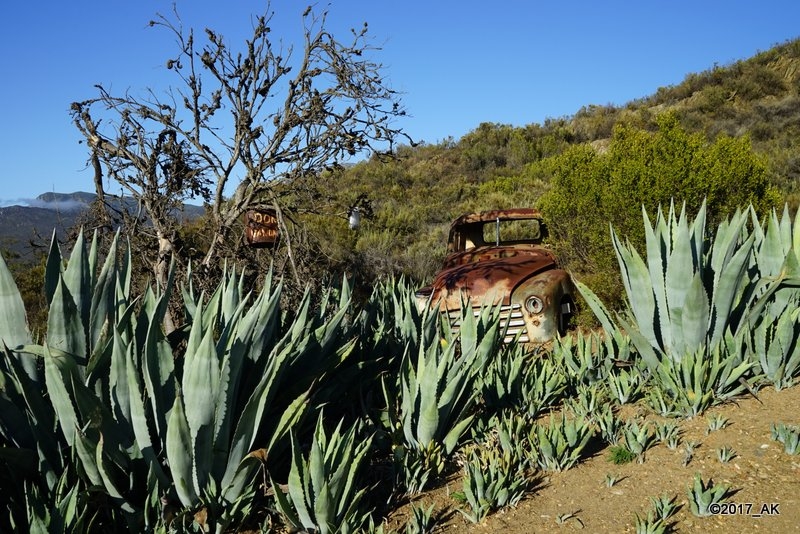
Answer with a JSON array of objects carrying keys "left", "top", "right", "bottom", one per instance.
[
  {"left": 608, "top": 445, "right": 637, "bottom": 465},
  {"left": 538, "top": 112, "right": 780, "bottom": 310}
]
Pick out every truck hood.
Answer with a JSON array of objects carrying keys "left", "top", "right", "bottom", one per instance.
[{"left": 417, "top": 246, "right": 558, "bottom": 309}]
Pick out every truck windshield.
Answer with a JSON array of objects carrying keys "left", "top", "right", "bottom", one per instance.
[{"left": 481, "top": 218, "right": 543, "bottom": 244}]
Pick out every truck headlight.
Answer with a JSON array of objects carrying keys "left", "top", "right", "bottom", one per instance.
[{"left": 525, "top": 295, "right": 544, "bottom": 314}]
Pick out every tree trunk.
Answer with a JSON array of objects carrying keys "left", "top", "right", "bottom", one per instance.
[
  {"left": 156, "top": 231, "right": 176, "bottom": 335},
  {"left": 202, "top": 226, "right": 228, "bottom": 268}
]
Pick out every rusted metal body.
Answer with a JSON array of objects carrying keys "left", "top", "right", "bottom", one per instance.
[
  {"left": 416, "top": 208, "right": 575, "bottom": 343},
  {"left": 244, "top": 208, "right": 279, "bottom": 248}
]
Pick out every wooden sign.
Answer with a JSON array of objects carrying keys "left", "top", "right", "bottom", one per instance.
[{"left": 244, "top": 208, "right": 279, "bottom": 248}]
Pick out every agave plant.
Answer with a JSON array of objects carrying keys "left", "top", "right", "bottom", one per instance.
[
  {"left": 739, "top": 205, "right": 800, "bottom": 389},
  {"left": 650, "top": 331, "right": 754, "bottom": 417},
  {"left": 529, "top": 413, "right": 594, "bottom": 472},
  {"left": 457, "top": 443, "right": 530, "bottom": 524},
  {"left": 0, "top": 231, "right": 135, "bottom": 530},
  {"left": 471, "top": 410, "right": 536, "bottom": 472},
  {"left": 633, "top": 493, "right": 677, "bottom": 534},
  {"left": 687, "top": 474, "right": 730, "bottom": 517},
  {"left": 585, "top": 202, "right": 798, "bottom": 360},
  {"left": 564, "top": 382, "right": 607, "bottom": 420},
  {"left": 0, "top": 346, "right": 91, "bottom": 533},
  {"left": 576, "top": 201, "right": 800, "bottom": 416},
  {"left": 0, "top": 242, "right": 35, "bottom": 372},
  {"left": 649, "top": 493, "right": 678, "bottom": 522},
  {"left": 595, "top": 404, "right": 624, "bottom": 445},
  {"left": 356, "top": 276, "right": 427, "bottom": 361},
  {"left": 620, "top": 420, "right": 656, "bottom": 462},
  {"left": 750, "top": 204, "right": 800, "bottom": 281},
  {"left": 607, "top": 366, "right": 643, "bottom": 405},
  {"left": 0, "top": 230, "right": 360, "bottom": 532},
  {"left": 272, "top": 414, "right": 374, "bottom": 534},
  {"left": 403, "top": 502, "right": 437, "bottom": 534},
  {"left": 458, "top": 413, "right": 535, "bottom": 523},
  {"left": 480, "top": 345, "right": 567, "bottom": 418},
  {"left": 552, "top": 331, "right": 617, "bottom": 388},
  {"left": 382, "top": 300, "right": 500, "bottom": 494},
  {"left": 747, "top": 298, "right": 800, "bottom": 390},
  {"left": 653, "top": 421, "right": 680, "bottom": 448},
  {"left": 617, "top": 202, "right": 754, "bottom": 362}
]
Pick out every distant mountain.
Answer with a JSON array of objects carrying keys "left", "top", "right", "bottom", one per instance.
[
  {"left": 0, "top": 192, "right": 204, "bottom": 262},
  {"left": 33, "top": 191, "right": 96, "bottom": 211}
]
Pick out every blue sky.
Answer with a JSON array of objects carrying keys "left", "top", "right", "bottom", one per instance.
[{"left": 1, "top": 0, "right": 799, "bottom": 206}]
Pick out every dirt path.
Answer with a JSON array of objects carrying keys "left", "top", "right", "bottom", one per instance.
[{"left": 386, "top": 385, "right": 800, "bottom": 533}]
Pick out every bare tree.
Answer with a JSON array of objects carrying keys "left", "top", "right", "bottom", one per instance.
[
  {"left": 71, "top": 3, "right": 411, "bottom": 297},
  {"left": 72, "top": 89, "right": 208, "bottom": 294}
]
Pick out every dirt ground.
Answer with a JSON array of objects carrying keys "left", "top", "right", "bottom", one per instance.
[{"left": 383, "top": 385, "right": 800, "bottom": 533}]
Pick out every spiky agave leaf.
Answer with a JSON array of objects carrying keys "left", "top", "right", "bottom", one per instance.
[
  {"left": 0, "top": 249, "right": 34, "bottom": 380},
  {"left": 165, "top": 383, "right": 197, "bottom": 508},
  {"left": 612, "top": 226, "right": 658, "bottom": 350}
]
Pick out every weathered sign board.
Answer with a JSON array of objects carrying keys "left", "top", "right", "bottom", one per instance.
[{"left": 244, "top": 208, "right": 279, "bottom": 248}]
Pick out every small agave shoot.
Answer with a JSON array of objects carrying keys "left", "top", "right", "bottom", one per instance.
[
  {"left": 706, "top": 414, "right": 729, "bottom": 434},
  {"left": 716, "top": 446, "right": 736, "bottom": 463},
  {"left": 530, "top": 413, "right": 594, "bottom": 472},
  {"left": 682, "top": 440, "right": 699, "bottom": 467},
  {"left": 771, "top": 423, "right": 800, "bottom": 454},
  {"left": 687, "top": 474, "right": 730, "bottom": 517}
]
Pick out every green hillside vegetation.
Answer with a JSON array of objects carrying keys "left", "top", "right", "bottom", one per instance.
[
  {"left": 7, "top": 38, "right": 800, "bottom": 324},
  {"left": 292, "top": 37, "right": 800, "bottom": 317}
]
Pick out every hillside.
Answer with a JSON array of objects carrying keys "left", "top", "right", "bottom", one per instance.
[
  {"left": 300, "top": 37, "right": 800, "bottom": 289},
  {"left": 3, "top": 39, "right": 799, "bottom": 289},
  {"left": 0, "top": 193, "right": 91, "bottom": 260}
]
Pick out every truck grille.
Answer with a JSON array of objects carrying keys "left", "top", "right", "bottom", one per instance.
[{"left": 445, "top": 303, "right": 529, "bottom": 343}]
